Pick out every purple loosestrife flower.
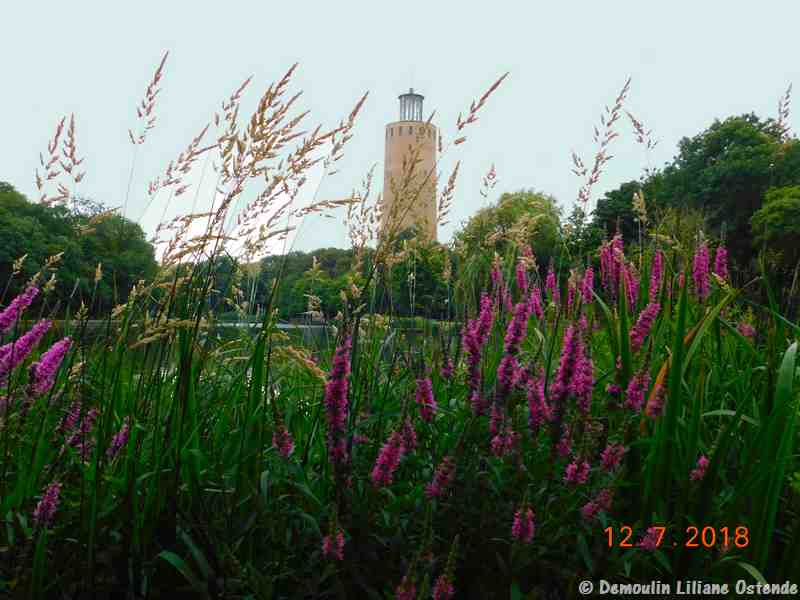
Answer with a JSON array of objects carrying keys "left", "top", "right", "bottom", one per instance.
[
  {"left": 432, "top": 575, "right": 455, "bottom": 600},
  {"left": 490, "top": 260, "right": 503, "bottom": 293},
  {"left": 371, "top": 430, "right": 405, "bottom": 487},
  {"left": 503, "top": 301, "right": 531, "bottom": 354},
  {"left": 489, "top": 403, "right": 504, "bottom": 436},
  {"left": 32, "top": 481, "right": 62, "bottom": 527},
  {"left": 415, "top": 377, "right": 437, "bottom": 422},
  {"left": 570, "top": 346, "right": 594, "bottom": 415},
  {"left": 502, "top": 288, "right": 514, "bottom": 315},
  {"left": 272, "top": 423, "right": 294, "bottom": 459},
  {"left": 581, "top": 266, "right": 594, "bottom": 304},
  {"left": 738, "top": 322, "right": 756, "bottom": 339},
  {"left": 564, "top": 460, "right": 590, "bottom": 485},
  {"left": 714, "top": 245, "right": 728, "bottom": 280},
  {"left": 623, "top": 263, "right": 639, "bottom": 309},
  {"left": 556, "top": 426, "right": 572, "bottom": 458},
  {"left": 527, "top": 376, "right": 551, "bottom": 433},
  {"left": 511, "top": 506, "right": 535, "bottom": 544},
  {"left": 600, "top": 443, "right": 627, "bottom": 471},
  {"left": 463, "top": 293, "right": 494, "bottom": 398},
  {"left": 512, "top": 362, "right": 530, "bottom": 390},
  {"left": 495, "top": 355, "right": 518, "bottom": 403},
  {"left": 581, "top": 501, "right": 600, "bottom": 522},
  {"left": 401, "top": 417, "right": 417, "bottom": 453},
  {"left": 60, "top": 400, "right": 82, "bottom": 434},
  {"left": 29, "top": 336, "right": 72, "bottom": 397},
  {"left": 490, "top": 426, "right": 518, "bottom": 458},
  {"left": 630, "top": 303, "right": 660, "bottom": 353},
  {"left": 529, "top": 286, "right": 544, "bottom": 320},
  {"left": 67, "top": 407, "right": 99, "bottom": 460},
  {"left": 440, "top": 356, "right": 454, "bottom": 380},
  {"left": 545, "top": 265, "right": 559, "bottom": 305},
  {"left": 692, "top": 241, "right": 710, "bottom": 300},
  {"left": 515, "top": 258, "right": 529, "bottom": 295},
  {"left": 106, "top": 417, "right": 131, "bottom": 459},
  {"left": 324, "top": 336, "right": 352, "bottom": 465},
  {"left": 470, "top": 390, "right": 487, "bottom": 417},
  {"left": 625, "top": 368, "right": 651, "bottom": 413},
  {"left": 582, "top": 488, "right": 615, "bottom": 522},
  {"left": 549, "top": 324, "right": 579, "bottom": 408},
  {"left": 600, "top": 235, "right": 625, "bottom": 296},
  {"left": 638, "top": 527, "right": 661, "bottom": 551},
  {"left": 425, "top": 455, "right": 456, "bottom": 499},
  {"left": 0, "top": 319, "right": 51, "bottom": 382},
  {"left": 645, "top": 383, "right": 667, "bottom": 418},
  {"left": 649, "top": 250, "right": 663, "bottom": 302},
  {"left": 0, "top": 285, "right": 39, "bottom": 335},
  {"left": 321, "top": 529, "right": 345, "bottom": 561},
  {"left": 395, "top": 575, "right": 417, "bottom": 600},
  {"left": 690, "top": 455, "right": 710, "bottom": 481}
]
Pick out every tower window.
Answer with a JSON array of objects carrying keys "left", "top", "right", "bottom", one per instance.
[{"left": 409, "top": 126, "right": 413, "bottom": 134}]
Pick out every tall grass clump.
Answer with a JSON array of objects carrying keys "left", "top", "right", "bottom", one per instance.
[{"left": 0, "top": 55, "right": 798, "bottom": 600}]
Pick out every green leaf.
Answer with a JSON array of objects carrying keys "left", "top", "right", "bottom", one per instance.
[
  {"left": 158, "top": 550, "right": 202, "bottom": 590},
  {"left": 737, "top": 561, "right": 768, "bottom": 584}
]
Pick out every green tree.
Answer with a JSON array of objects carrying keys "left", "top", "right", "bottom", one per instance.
[
  {"left": 455, "top": 189, "right": 562, "bottom": 268},
  {"left": 750, "top": 185, "right": 800, "bottom": 273},
  {"left": 0, "top": 182, "right": 156, "bottom": 314},
  {"left": 649, "top": 113, "right": 792, "bottom": 267}
]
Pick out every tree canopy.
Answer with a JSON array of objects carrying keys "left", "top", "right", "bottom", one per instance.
[{"left": 0, "top": 182, "right": 157, "bottom": 314}]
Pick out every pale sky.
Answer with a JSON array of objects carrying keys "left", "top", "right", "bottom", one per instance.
[{"left": 3, "top": 1, "right": 798, "bottom": 255}]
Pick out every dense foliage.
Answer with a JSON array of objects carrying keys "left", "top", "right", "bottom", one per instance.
[{"left": 0, "top": 183, "right": 157, "bottom": 315}]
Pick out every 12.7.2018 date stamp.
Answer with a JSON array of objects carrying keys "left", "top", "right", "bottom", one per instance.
[{"left": 604, "top": 526, "right": 750, "bottom": 549}]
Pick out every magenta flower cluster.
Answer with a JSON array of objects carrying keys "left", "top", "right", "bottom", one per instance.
[
  {"left": 638, "top": 527, "right": 661, "bottom": 551},
  {"left": 645, "top": 383, "right": 667, "bottom": 418},
  {"left": 415, "top": 376, "right": 437, "bottom": 422},
  {"left": 65, "top": 406, "right": 99, "bottom": 460},
  {"left": 713, "top": 245, "right": 728, "bottom": 280},
  {"left": 630, "top": 303, "right": 660, "bottom": 353},
  {"left": 600, "top": 443, "right": 627, "bottom": 471},
  {"left": 0, "top": 319, "right": 51, "bottom": 383},
  {"left": 649, "top": 250, "right": 663, "bottom": 302},
  {"left": 106, "top": 417, "right": 131, "bottom": 459},
  {"left": 29, "top": 336, "right": 72, "bottom": 397},
  {"left": 425, "top": 455, "right": 456, "bottom": 499},
  {"left": 324, "top": 336, "right": 352, "bottom": 467},
  {"left": 490, "top": 426, "right": 519, "bottom": 458},
  {"left": 529, "top": 286, "right": 544, "bottom": 320},
  {"left": 581, "top": 488, "right": 614, "bottom": 522},
  {"left": 462, "top": 294, "right": 494, "bottom": 413},
  {"left": 625, "top": 368, "right": 651, "bottom": 413},
  {"left": 600, "top": 235, "right": 624, "bottom": 296},
  {"left": 564, "top": 460, "right": 590, "bottom": 485},
  {"left": 395, "top": 575, "right": 417, "bottom": 600},
  {"left": 432, "top": 575, "right": 455, "bottom": 600},
  {"left": 545, "top": 265, "right": 559, "bottom": 305},
  {"left": 0, "top": 286, "right": 39, "bottom": 334},
  {"left": 371, "top": 430, "right": 405, "bottom": 487},
  {"left": 511, "top": 506, "right": 535, "bottom": 544},
  {"left": 690, "top": 454, "right": 710, "bottom": 481},
  {"left": 32, "top": 481, "right": 62, "bottom": 527},
  {"left": 581, "top": 266, "right": 594, "bottom": 304},
  {"left": 692, "top": 241, "right": 710, "bottom": 300},
  {"left": 527, "top": 375, "right": 551, "bottom": 434},
  {"left": 272, "top": 422, "right": 294, "bottom": 459},
  {"left": 321, "top": 529, "right": 345, "bottom": 561}
]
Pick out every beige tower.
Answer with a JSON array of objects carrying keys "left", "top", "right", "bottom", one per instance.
[{"left": 380, "top": 88, "right": 438, "bottom": 241}]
